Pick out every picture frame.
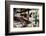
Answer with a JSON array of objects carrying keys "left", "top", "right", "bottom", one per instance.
[{"left": 5, "top": 1, "right": 45, "bottom": 35}]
